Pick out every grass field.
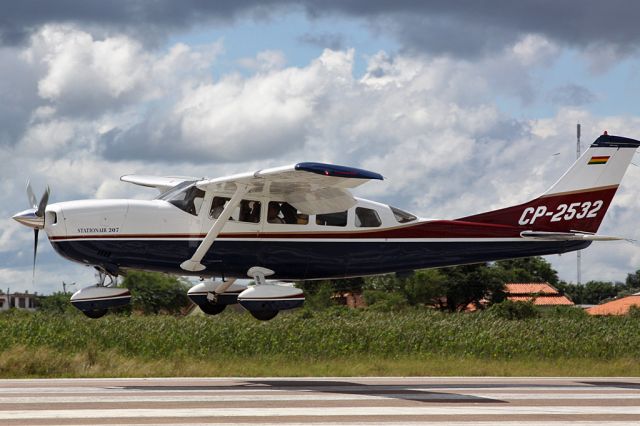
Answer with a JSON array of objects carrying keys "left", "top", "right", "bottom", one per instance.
[{"left": 2, "top": 308, "right": 640, "bottom": 378}]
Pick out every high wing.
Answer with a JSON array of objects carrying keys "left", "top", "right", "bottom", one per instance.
[
  {"left": 196, "top": 162, "right": 384, "bottom": 214},
  {"left": 181, "top": 162, "right": 383, "bottom": 272},
  {"left": 120, "top": 175, "right": 201, "bottom": 193}
]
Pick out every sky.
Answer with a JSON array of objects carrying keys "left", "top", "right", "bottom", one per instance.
[{"left": 2, "top": 0, "right": 640, "bottom": 294}]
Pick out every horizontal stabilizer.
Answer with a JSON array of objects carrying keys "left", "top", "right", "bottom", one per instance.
[{"left": 520, "top": 230, "right": 623, "bottom": 241}]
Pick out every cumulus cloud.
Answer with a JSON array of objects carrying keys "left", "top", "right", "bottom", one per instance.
[
  {"left": 21, "top": 25, "right": 223, "bottom": 118},
  {"left": 2, "top": 22, "right": 640, "bottom": 295}
]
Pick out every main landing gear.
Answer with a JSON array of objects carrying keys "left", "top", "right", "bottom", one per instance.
[{"left": 188, "top": 268, "right": 306, "bottom": 321}]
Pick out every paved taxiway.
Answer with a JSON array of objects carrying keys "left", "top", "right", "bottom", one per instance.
[{"left": 1, "top": 377, "right": 640, "bottom": 425}]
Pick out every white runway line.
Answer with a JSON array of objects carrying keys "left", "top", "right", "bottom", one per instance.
[
  {"left": 26, "top": 423, "right": 640, "bottom": 426},
  {"left": 1, "top": 392, "right": 640, "bottom": 404},
  {"left": 1, "top": 385, "right": 637, "bottom": 393},
  {"left": 3, "top": 406, "right": 640, "bottom": 420}
]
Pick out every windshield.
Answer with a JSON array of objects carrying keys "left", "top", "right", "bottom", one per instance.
[
  {"left": 157, "top": 181, "right": 205, "bottom": 216},
  {"left": 390, "top": 206, "right": 417, "bottom": 223},
  {"left": 156, "top": 181, "right": 196, "bottom": 201}
]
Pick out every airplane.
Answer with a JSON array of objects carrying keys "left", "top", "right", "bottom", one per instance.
[{"left": 12, "top": 132, "right": 640, "bottom": 320}]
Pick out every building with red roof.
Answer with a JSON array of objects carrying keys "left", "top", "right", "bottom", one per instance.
[
  {"left": 586, "top": 293, "right": 640, "bottom": 315},
  {"left": 504, "top": 283, "right": 574, "bottom": 306}
]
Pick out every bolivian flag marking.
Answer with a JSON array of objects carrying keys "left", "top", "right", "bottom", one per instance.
[{"left": 588, "top": 155, "right": 610, "bottom": 165}]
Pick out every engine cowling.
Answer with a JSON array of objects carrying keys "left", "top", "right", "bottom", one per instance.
[
  {"left": 237, "top": 284, "right": 305, "bottom": 313},
  {"left": 70, "top": 285, "right": 131, "bottom": 316}
]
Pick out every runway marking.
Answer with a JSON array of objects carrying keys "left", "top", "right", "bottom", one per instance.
[
  {"left": 1, "top": 392, "right": 640, "bottom": 404},
  {"left": 5, "top": 405, "right": 640, "bottom": 419},
  {"left": 1, "top": 378, "right": 640, "bottom": 425}
]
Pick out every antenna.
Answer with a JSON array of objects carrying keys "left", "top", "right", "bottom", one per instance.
[{"left": 576, "top": 123, "right": 582, "bottom": 285}]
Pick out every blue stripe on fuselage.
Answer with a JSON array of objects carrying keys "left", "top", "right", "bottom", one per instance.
[{"left": 50, "top": 239, "right": 590, "bottom": 279}]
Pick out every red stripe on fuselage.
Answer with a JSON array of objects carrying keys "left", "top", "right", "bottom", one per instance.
[{"left": 49, "top": 220, "right": 523, "bottom": 241}]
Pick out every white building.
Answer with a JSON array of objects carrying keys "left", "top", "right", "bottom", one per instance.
[{"left": 0, "top": 292, "right": 38, "bottom": 311}]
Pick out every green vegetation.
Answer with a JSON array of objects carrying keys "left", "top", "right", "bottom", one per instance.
[
  {"left": 121, "top": 271, "right": 191, "bottom": 315},
  {"left": 487, "top": 300, "right": 539, "bottom": 320},
  {"left": 2, "top": 308, "right": 640, "bottom": 377},
  {"left": 10, "top": 258, "right": 640, "bottom": 378}
]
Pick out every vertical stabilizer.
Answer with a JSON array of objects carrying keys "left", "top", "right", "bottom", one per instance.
[{"left": 459, "top": 133, "right": 639, "bottom": 233}]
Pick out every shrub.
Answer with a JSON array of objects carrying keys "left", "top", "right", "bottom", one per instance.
[
  {"left": 543, "top": 305, "right": 588, "bottom": 319},
  {"left": 363, "top": 290, "right": 407, "bottom": 312},
  {"left": 488, "top": 300, "right": 539, "bottom": 320},
  {"left": 628, "top": 305, "right": 640, "bottom": 318}
]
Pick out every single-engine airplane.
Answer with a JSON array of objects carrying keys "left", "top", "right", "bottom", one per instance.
[{"left": 12, "top": 133, "right": 640, "bottom": 320}]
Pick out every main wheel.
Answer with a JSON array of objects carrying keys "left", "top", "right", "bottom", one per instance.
[
  {"left": 82, "top": 308, "right": 108, "bottom": 319},
  {"left": 199, "top": 303, "right": 226, "bottom": 315},
  {"left": 250, "top": 310, "right": 279, "bottom": 321}
]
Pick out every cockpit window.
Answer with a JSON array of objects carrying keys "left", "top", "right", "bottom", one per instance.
[
  {"left": 210, "top": 196, "right": 261, "bottom": 223},
  {"left": 355, "top": 207, "right": 382, "bottom": 227},
  {"left": 316, "top": 211, "right": 347, "bottom": 227},
  {"left": 268, "top": 202, "right": 309, "bottom": 225},
  {"left": 390, "top": 206, "right": 417, "bottom": 223},
  {"left": 157, "top": 182, "right": 205, "bottom": 216}
]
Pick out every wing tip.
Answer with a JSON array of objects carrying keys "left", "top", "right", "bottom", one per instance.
[
  {"left": 295, "top": 162, "right": 384, "bottom": 180},
  {"left": 591, "top": 133, "right": 640, "bottom": 148}
]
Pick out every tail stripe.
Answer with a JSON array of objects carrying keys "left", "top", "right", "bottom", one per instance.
[{"left": 459, "top": 133, "right": 639, "bottom": 234}]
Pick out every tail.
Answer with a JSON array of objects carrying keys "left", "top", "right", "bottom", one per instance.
[{"left": 459, "top": 133, "right": 639, "bottom": 233}]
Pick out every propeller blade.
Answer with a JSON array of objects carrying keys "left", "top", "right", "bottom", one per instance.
[
  {"left": 26, "top": 180, "right": 37, "bottom": 209},
  {"left": 36, "top": 186, "right": 50, "bottom": 218},
  {"left": 32, "top": 228, "right": 39, "bottom": 281}
]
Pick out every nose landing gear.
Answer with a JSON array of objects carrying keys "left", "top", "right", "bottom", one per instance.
[{"left": 70, "top": 270, "right": 131, "bottom": 319}]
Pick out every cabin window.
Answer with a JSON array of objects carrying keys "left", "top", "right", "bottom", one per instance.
[
  {"left": 316, "top": 211, "right": 347, "bottom": 227},
  {"left": 157, "top": 182, "right": 205, "bottom": 216},
  {"left": 210, "top": 197, "right": 261, "bottom": 223},
  {"left": 391, "top": 206, "right": 417, "bottom": 223},
  {"left": 355, "top": 207, "right": 382, "bottom": 227},
  {"left": 267, "top": 202, "right": 309, "bottom": 225}
]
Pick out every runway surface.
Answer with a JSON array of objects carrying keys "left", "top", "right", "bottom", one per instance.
[{"left": 1, "top": 377, "right": 640, "bottom": 425}]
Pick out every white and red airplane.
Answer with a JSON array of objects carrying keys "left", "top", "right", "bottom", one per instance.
[{"left": 12, "top": 133, "right": 639, "bottom": 319}]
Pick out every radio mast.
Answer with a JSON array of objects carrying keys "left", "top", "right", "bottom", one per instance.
[{"left": 577, "top": 123, "right": 582, "bottom": 285}]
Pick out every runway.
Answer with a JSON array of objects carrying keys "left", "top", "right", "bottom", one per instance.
[{"left": 1, "top": 377, "right": 640, "bottom": 425}]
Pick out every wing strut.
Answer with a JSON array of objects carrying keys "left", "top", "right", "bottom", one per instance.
[{"left": 180, "top": 183, "right": 249, "bottom": 272}]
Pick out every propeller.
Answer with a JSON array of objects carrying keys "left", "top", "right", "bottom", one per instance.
[{"left": 21, "top": 181, "right": 50, "bottom": 281}]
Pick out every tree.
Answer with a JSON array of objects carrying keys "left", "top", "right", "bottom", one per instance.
[
  {"left": 494, "top": 257, "right": 559, "bottom": 285},
  {"left": 437, "top": 264, "right": 506, "bottom": 312},
  {"left": 364, "top": 264, "right": 505, "bottom": 312},
  {"left": 625, "top": 269, "right": 640, "bottom": 292},
  {"left": 37, "top": 292, "right": 77, "bottom": 314},
  {"left": 295, "top": 280, "right": 337, "bottom": 310},
  {"left": 122, "top": 271, "right": 191, "bottom": 315},
  {"left": 557, "top": 280, "right": 623, "bottom": 305}
]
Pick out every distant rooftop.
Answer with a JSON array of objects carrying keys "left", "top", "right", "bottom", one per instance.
[
  {"left": 586, "top": 295, "right": 640, "bottom": 316},
  {"left": 504, "top": 283, "right": 574, "bottom": 306}
]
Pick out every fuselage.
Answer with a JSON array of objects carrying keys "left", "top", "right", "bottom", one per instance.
[{"left": 43, "top": 193, "right": 588, "bottom": 280}]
